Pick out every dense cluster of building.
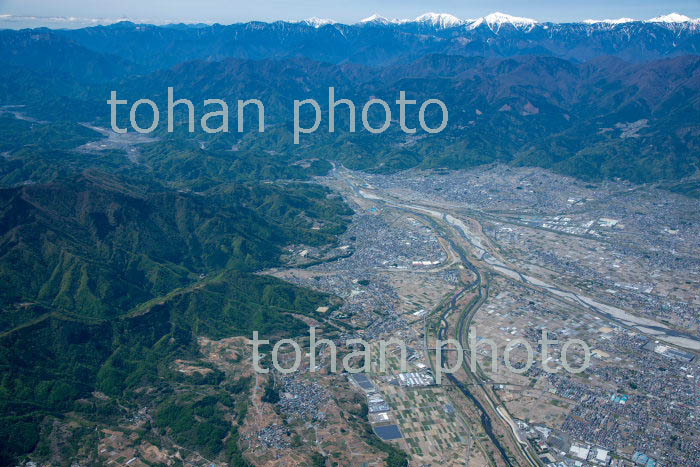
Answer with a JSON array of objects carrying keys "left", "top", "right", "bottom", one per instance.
[
  {"left": 254, "top": 424, "right": 291, "bottom": 450},
  {"left": 277, "top": 376, "right": 330, "bottom": 421},
  {"left": 282, "top": 209, "right": 444, "bottom": 340},
  {"left": 360, "top": 166, "right": 700, "bottom": 334},
  {"left": 394, "top": 371, "right": 435, "bottom": 387},
  {"left": 514, "top": 323, "right": 700, "bottom": 465}
]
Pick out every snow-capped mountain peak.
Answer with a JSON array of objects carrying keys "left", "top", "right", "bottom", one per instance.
[
  {"left": 647, "top": 13, "right": 695, "bottom": 23},
  {"left": 414, "top": 12, "right": 463, "bottom": 28},
  {"left": 484, "top": 12, "right": 537, "bottom": 25},
  {"left": 358, "top": 14, "right": 399, "bottom": 25},
  {"left": 298, "top": 17, "right": 336, "bottom": 27},
  {"left": 469, "top": 12, "right": 538, "bottom": 32}
]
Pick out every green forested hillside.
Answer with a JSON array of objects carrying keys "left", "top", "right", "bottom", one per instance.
[
  {"left": 3, "top": 53, "right": 700, "bottom": 186},
  {"left": 0, "top": 271, "right": 330, "bottom": 463},
  {"left": 0, "top": 164, "right": 351, "bottom": 463},
  {"left": 0, "top": 171, "right": 334, "bottom": 317}
]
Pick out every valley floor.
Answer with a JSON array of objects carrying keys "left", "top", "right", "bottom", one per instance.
[{"left": 264, "top": 165, "right": 700, "bottom": 466}]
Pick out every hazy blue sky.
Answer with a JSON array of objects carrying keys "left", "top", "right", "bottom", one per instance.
[{"left": 1, "top": 0, "right": 699, "bottom": 27}]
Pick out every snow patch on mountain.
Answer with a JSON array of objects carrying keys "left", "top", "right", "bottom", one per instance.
[
  {"left": 358, "top": 14, "right": 406, "bottom": 25},
  {"left": 299, "top": 17, "right": 336, "bottom": 28},
  {"left": 486, "top": 12, "right": 537, "bottom": 24},
  {"left": 583, "top": 18, "right": 637, "bottom": 25}
]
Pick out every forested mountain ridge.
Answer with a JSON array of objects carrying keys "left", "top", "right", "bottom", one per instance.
[{"left": 0, "top": 168, "right": 352, "bottom": 464}]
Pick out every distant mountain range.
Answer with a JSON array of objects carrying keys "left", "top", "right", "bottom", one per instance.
[
  {"left": 2, "top": 10, "right": 699, "bottom": 30},
  {"left": 0, "top": 11, "right": 698, "bottom": 185},
  {"left": 353, "top": 11, "right": 700, "bottom": 29},
  {"left": 1, "top": 11, "right": 699, "bottom": 69}
]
